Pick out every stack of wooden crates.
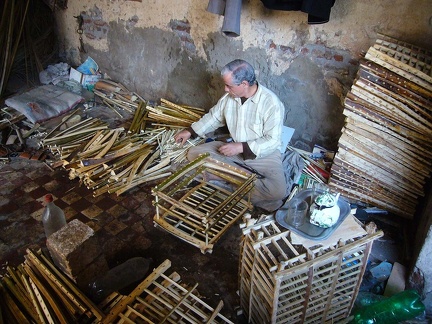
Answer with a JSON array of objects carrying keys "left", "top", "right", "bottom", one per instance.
[
  {"left": 238, "top": 215, "right": 383, "bottom": 323},
  {"left": 329, "top": 34, "right": 432, "bottom": 219}
]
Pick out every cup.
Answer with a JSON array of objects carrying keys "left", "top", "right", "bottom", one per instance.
[{"left": 286, "top": 199, "right": 308, "bottom": 228}]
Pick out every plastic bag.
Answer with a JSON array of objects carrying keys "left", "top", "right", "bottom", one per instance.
[{"left": 76, "top": 56, "right": 99, "bottom": 74}]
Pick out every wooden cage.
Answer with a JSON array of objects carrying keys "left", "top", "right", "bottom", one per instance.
[
  {"left": 238, "top": 215, "right": 383, "bottom": 323},
  {"left": 101, "top": 259, "right": 234, "bottom": 323},
  {"left": 152, "top": 153, "right": 255, "bottom": 254}
]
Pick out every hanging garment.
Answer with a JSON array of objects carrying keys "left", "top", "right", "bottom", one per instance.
[
  {"left": 207, "top": 0, "right": 242, "bottom": 37},
  {"left": 260, "top": 0, "right": 336, "bottom": 24}
]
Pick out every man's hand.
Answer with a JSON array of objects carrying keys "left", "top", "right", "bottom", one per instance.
[
  {"left": 218, "top": 142, "right": 243, "bottom": 156},
  {"left": 174, "top": 130, "right": 192, "bottom": 146}
]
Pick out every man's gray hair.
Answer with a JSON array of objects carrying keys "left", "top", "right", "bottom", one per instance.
[{"left": 221, "top": 59, "right": 257, "bottom": 86}]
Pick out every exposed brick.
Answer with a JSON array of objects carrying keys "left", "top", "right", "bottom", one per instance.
[
  {"left": 169, "top": 19, "right": 191, "bottom": 33},
  {"left": 301, "top": 47, "right": 309, "bottom": 54},
  {"left": 334, "top": 54, "right": 344, "bottom": 62},
  {"left": 280, "top": 45, "right": 294, "bottom": 54}
]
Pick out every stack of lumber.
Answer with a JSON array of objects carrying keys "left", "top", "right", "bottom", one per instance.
[{"left": 329, "top": 34, "right": 432, "bottom": 219}]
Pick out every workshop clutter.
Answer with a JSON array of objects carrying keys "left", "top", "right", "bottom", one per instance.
[
  {"left": 39, "top": 107, "right": 205, "bottom": 197},
  {"left": 69, "top": 57, "right": 102, "bottom": 91},
  {"left": 0, "top": 249, "right": 233, "bottom": 323},
  {"left": 38, "top": 57, "right": 102, "bottom": 93}
]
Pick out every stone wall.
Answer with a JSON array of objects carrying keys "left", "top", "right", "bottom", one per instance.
[{"left": 54, "top": 0, "right": 432, "bottom": 151}]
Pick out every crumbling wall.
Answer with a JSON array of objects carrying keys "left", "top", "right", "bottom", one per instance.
[{"left": 54, "top": 0, "right": 432, "bottom": 151}]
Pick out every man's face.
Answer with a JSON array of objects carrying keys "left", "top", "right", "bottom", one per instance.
[{"left": 223, "top": 72, "right": 247, "bottom": 98}]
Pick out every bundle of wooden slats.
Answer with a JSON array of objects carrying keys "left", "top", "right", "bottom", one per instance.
[
  {"left": 1, "top": 250, "right": 233, "bottom": 323},
  {"left": 144, "top": 98, "right": 206, "bottom": 129},
  {"left": 93, "top": 79, "right": 145, "bottom": 117},
  {"left": 0, "top": 249, "right": 104, "bottom": 323},
  {"left": 329, "top": 34, "right": 432, "bottom": 219},
  {"left": 40, "top": 107, "right": 203, "bottom": 197}
]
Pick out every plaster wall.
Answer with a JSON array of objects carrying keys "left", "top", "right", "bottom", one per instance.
[{"left": 54, "top": 0, "right": 432, "bottom": 151}]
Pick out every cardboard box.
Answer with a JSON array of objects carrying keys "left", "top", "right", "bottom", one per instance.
[{"left": 69, "top": 67, "right": 101, "bottom": 87}]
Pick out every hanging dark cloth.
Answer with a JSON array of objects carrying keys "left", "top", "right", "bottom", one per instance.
[{"left": 260, "top": 0, "right": 336, "bottom": 24}]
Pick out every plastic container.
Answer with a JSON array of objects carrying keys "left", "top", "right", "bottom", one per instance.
[
  {"left": 42, "top": 194, "right": 66, "bottom": 238},
  {"left": 286, "top": 199, "right": 308, "bottom": 228},
  {"left": 351, "top": 289, "right": 425, "bottom": 324}
]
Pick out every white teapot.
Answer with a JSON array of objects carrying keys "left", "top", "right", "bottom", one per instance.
[{"left": 309, "top": 192, "right": 340, "bottom": 228}]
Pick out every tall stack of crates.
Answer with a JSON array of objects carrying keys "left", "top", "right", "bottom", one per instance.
[{"left": 239, "top": 216, "right": 383, "bottom": 323}]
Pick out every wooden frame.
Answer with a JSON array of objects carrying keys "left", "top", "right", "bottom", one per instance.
[
  {"left": 102, "top": 259, "right": 234, "bottom": 324},
  {"left": 238, "top": 217, "right": 383, "bottom": 323},
  {"left": 152, "top": 153, "right": 255, "bottom": 254}
]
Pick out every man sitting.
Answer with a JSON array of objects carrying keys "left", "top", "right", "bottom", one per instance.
[{"left": 174, "top": 59, "right": 286, "bottom": 212}]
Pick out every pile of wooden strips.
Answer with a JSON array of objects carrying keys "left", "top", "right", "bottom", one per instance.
[
  {"left": 0, "top": 249, "right": 104, "bottom": 323},
  {"left": 40, "top": 111, "right": 203, "bottom": 196},
  {"left": 144, "top": 98, "right": 206, "bottom": 128},
  {"left": 93, "top": 79, "right": 205, "bottom": 131},
  {"left": 0, "top": 250, "right": 233, "bottom": 323},
  {"left": 329, "top": 34, "right": 432, "bottom": 219},
  {"left": 93, "top": 80, "right": 145, "bottom": 117}
]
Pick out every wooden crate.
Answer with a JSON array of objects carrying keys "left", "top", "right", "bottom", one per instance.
[
  {"left": 238, "top": 216, "right": 383, "bottom": 323},
  {"left": 102, "top": 259, "right": 234, "bottom": 323},
  {"left": 152, "top": 153, "right": 255, "bottom": 253}
]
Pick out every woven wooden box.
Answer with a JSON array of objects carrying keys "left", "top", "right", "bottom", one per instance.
[
  {"left": 152, "top": 153, "right": 255, "bottom": 254},
  {"left": 238, "top": 215, "right": 383, "bottom": 323}
]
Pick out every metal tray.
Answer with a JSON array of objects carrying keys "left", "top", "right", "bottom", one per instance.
[{"left": 275, "top": 189, "right": 351, "bottom": 241}]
